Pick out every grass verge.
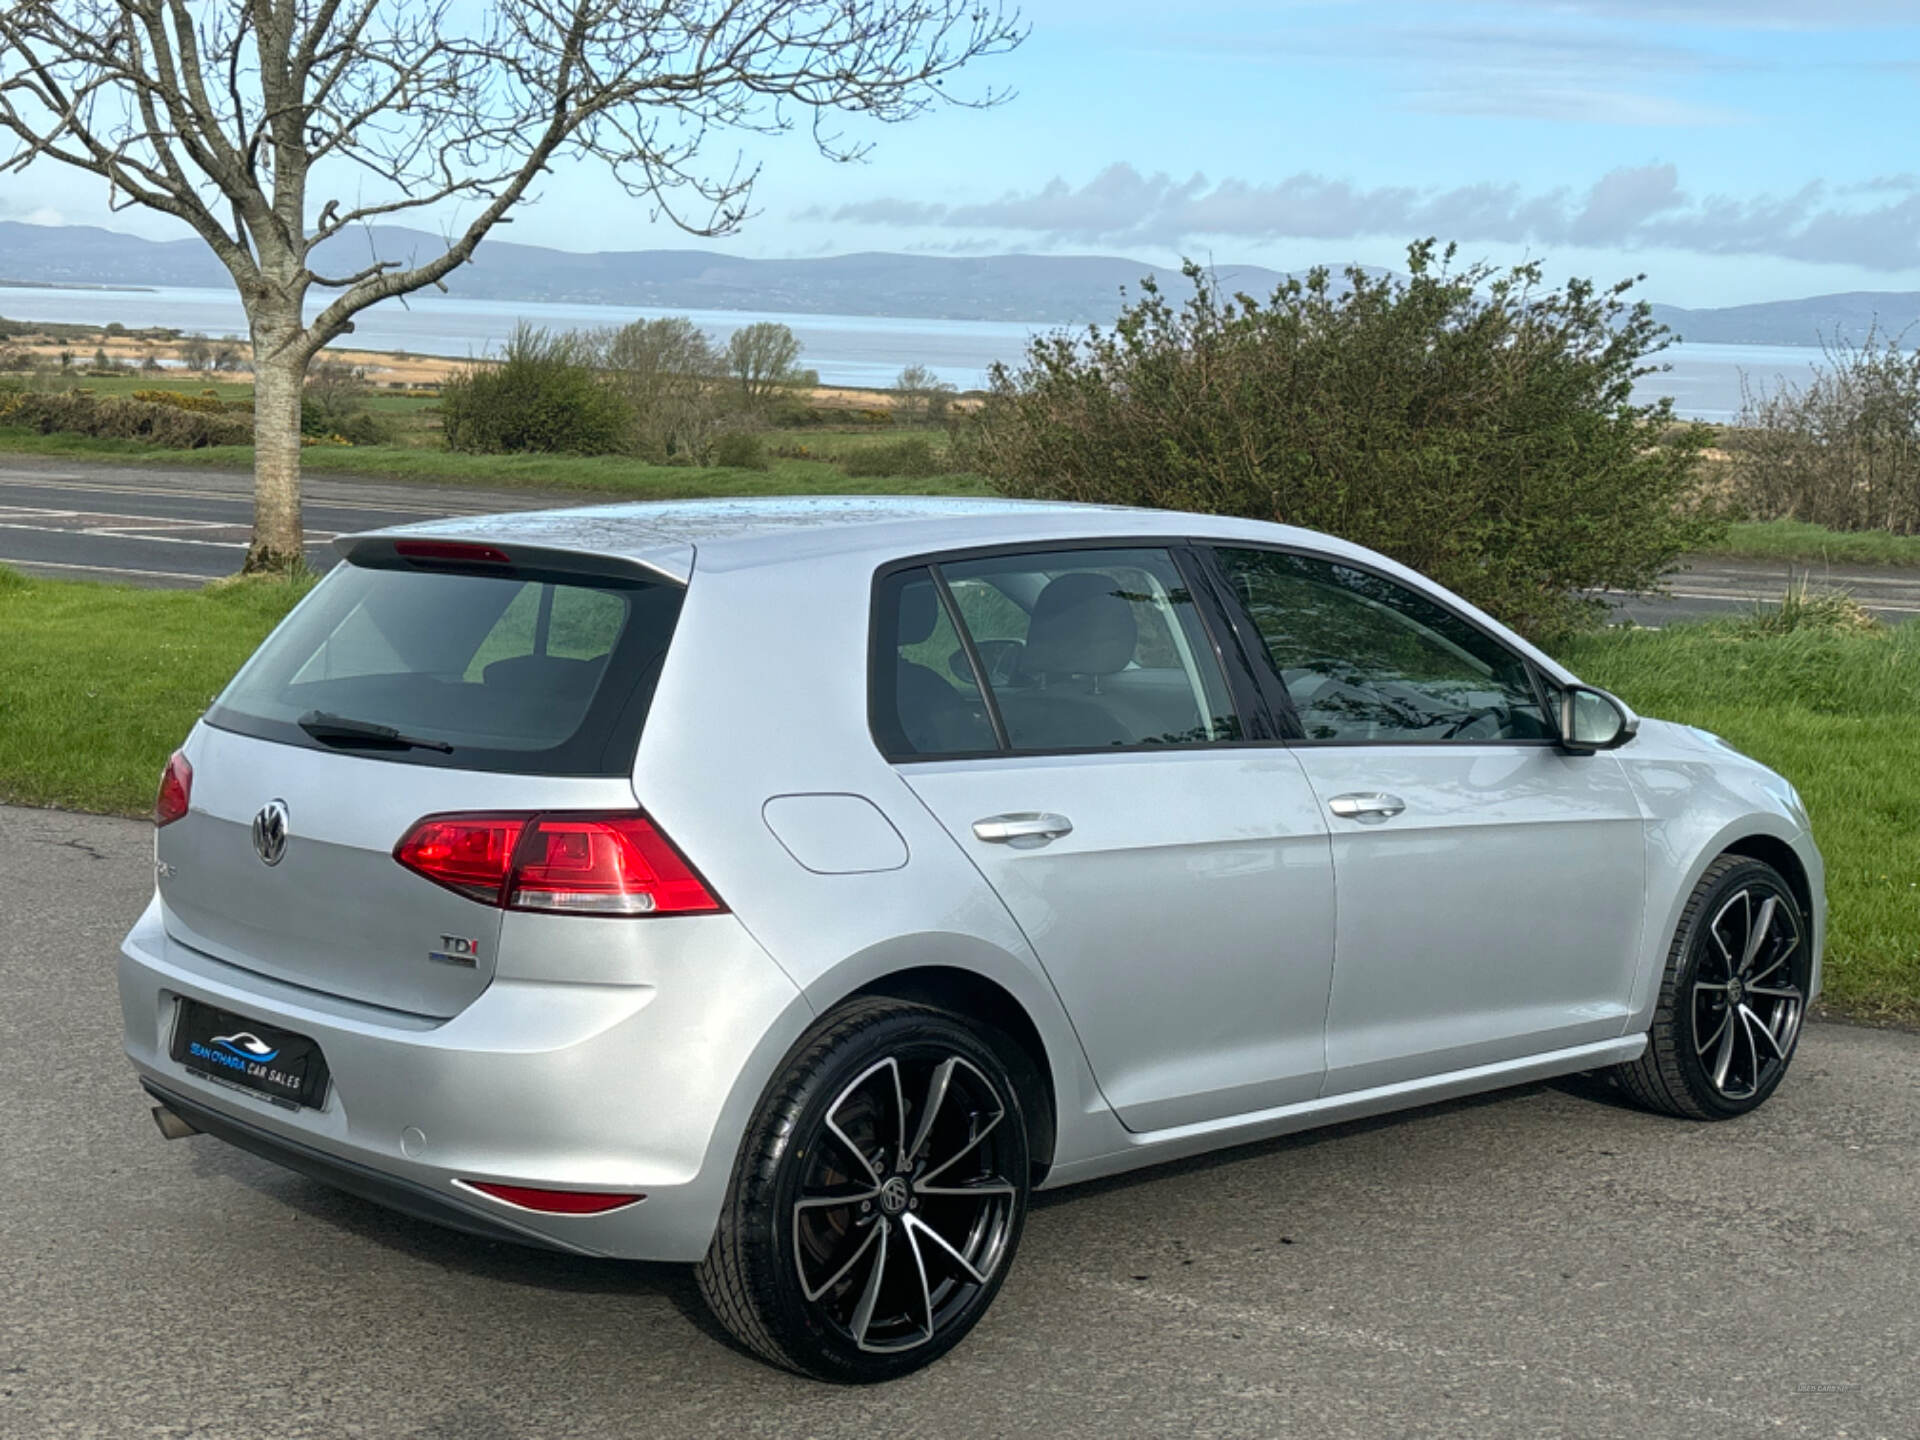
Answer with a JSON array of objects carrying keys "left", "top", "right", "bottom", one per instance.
[
  {"left": 1701, "top": 520, "right": 1920, "bottom": 569},
  {"left": 1558, "top": 619, "right": 1920, "bottom": 1023},
  {"left": 2, "top": 563, "right": 1912, "bottom": 1021},
  {"left": 0, "top": 567, "right": 309, "bottom": 813},
  {"left": 0, "top": 425, "right": 987, "bottom": 498}
]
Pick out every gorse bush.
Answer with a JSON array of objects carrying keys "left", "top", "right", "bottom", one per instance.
[
  {"left": 132, "top": 388, "right": 227, "bottom": 415},
  {"left": 441, "top": 324, "right": 634, "bottom": 455},
  {"left": 1729, "top": 331, "right": 1920, "bottom": 536},
  {"left": 971, "top": 242, "right": 1720, "bottom": 637},
  {"left": 0, "top": 389, "right": 252, "bottom": 448}
]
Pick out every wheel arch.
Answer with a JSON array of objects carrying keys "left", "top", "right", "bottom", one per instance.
[
  {"left": 1630, "top": 812, "right": 1823, "bottom": 1027},
  {"left": 1719, "top": 832, "right": 1815, "bottom": 930},
  {"left": 848, "top": 964, "right": 1060, "bottom": 1183}
]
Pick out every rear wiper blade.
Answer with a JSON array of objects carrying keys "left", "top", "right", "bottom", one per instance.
[{"left": 297, "top": 710, "right": 454, "bottom": 754}]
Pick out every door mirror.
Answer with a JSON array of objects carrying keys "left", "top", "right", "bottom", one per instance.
[{"left": 1558, "top": 685, "right": 1638, "bottom": 753}]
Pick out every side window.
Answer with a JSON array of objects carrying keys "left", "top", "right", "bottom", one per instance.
[
  {"left": 874, "top": 568, "right": 1000, "bottom": 757},
  {"left": 940, "top": 548, "right": 1240, "bottom": 752},
  {"left": 1214, "top": 548, "right": 1551, "bottom": 742}
]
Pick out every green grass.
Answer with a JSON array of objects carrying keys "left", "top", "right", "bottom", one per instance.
[
  {"left": 0, "top": 568, "right": 310, "bottom": 813},
  {"left": 0, "top": 424, "right": 988, "bottom": 498},
  {"left": 1558, "top": 619, "right": 1920, "bottom": 1023},
  {"left": 1701, "top": 520, "right": 1920, "bottom": 569}
]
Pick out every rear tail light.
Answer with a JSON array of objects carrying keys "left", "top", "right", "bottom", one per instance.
[
  {"left": 155, "top": 750, "right": 193, "bottom": 827},
  {"left": 393, "top": 815, "right": 527, "bottom": 904},
  {"left": 458, "top": 1180, "right": 644, "bottom": 1215},
  {"left": 394, "top": 812, "right": 723, "bottom": 916}
]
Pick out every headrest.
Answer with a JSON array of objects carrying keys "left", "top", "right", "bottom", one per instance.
[
  {"left": 1021, "top": 572, "right": 1137, "bottom": 677},
  {"left": 897, "top": 580, "right": 941, "bottom": 645}
]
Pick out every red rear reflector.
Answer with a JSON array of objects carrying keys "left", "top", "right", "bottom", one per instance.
[
  {"left": 461, "top": 1181, "right": 644, "bottom": 1215},
  {"left": 393, "top": 812, "right": 722, "bottom": 915},
  {"left": 393, "top": 540, "right": 512, "bottom": 565},
  {"left": 155, "top": 750, "right": 192, "bottom": 827}
]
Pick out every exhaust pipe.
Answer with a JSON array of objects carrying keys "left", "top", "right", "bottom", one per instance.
[{"left": 151, "top": 1103, "right": 199, "bottom": 1141}]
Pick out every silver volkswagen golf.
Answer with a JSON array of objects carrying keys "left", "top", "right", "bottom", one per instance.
[{"left": 121, "top": 497, "right": 1824, "bottom": 1381}]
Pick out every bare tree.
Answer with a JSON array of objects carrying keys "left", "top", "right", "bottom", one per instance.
[
  {"left": 594, "top": 315, "right": 720, "bottom": 459},
  {"left": 892, "top": 362, "right": 954, "bottom": 426},
  {"left": 1729, "top": 329, "right": 1920, "bottom": 536},
  {"left": 0, "top": 2, "right": 1023, "bottom": 570},
  {"left": 724, "top": 320, "right": 804, "bottom": 412}
]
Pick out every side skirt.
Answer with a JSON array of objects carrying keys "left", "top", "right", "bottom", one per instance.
[{"left": 1042, "top": 1034, "right": 1647, "bottom": 1189}]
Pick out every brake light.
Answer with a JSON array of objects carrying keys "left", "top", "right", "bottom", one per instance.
[
  {"left": 393, "top": 812, "right": 722, "bottom": 916},
  {"left": 459, "top": 1181, "right": 644, "bottom": 1215},
  {"left": 393, "top": 539, "right": 512, "bottom": 565},
  {"left": 155, "top": 751, "right": 192, "bottom": 827}
]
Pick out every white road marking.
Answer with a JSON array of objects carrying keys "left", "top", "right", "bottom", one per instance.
[
  {"left": 1658, "top": 587, "right": 1920, "bottom": 615},
  {"left": 0, "top": 513, "right": 337, "bottom": 551},
  {"left": 0, "top": 472, "right": 504, "bottom": 516}
]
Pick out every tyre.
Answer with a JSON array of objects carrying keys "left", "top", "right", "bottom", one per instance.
[
  {"left": 696, "top": 998, "right": 1031, "bottom": 1382},
  {"left": 1615, "top": 855, "right": 1811, "bottom": 1120}
]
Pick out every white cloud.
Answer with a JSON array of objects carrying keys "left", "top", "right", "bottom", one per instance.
[{"left": 811, "top": 163, "right": 1920, "bottom": 270}]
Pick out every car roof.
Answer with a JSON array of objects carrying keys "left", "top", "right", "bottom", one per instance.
[
  {"left": 343, "top": 494, "right": 1576, "bottom": 683},
  {"left": 350, "top": 494, "right": 1379, "bottom": 576}
]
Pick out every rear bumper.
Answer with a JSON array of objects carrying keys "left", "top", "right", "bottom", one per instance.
[
  {"left": 143, "top": 1079, "right": 587, "bottom": 1253},
  {"left": 118, "top": 895, "right": 812, "bottom": 1262}
]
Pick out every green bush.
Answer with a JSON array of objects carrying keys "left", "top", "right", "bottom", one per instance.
[
  {"left": 711, "top": 430, "right": 770, "bottom": 471},
  {"left": 335, "top": 412, "right": 387, "bottom": 447},
  {"left": 440, "top": 324, "right": 633, "bottom": 455},
  {"left": 971, "top": 243, "right": 1721, "bottom": 638},
  {"left": 839, "top": 436, "right": 940, "bottom": 479},
  {"left": 1, "top": 389, "right": 252, "bottom": 448}
]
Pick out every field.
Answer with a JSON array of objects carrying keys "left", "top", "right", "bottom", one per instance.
[
  {"left": 1, "top": 560, "right": 1912, "bottom": 1021},
  {"left": 0, "top": 370, "right": 990, "bottom": 497}
]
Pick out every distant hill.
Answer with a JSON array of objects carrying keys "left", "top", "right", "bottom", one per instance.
[
  {"left": 1650, "top": 294, "right": 1920, "bottom": 348},
  {"left": 5, "top": 222, "right": 1915, "bottom": 341},
  {"left": 0, "top": 221, "right": 1289, "bottom": 325}
]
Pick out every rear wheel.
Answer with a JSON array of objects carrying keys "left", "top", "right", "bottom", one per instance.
[
  {"left": 696, "top": 998, "right": 1030, "bottom": 1382},
  {"left": 1615, "top": 855, "right": 1810, "bottom": 1120}
]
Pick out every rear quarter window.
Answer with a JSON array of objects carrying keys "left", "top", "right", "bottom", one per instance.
[{"left": 208, "top": 561, "right": 682, "bottom": 774}]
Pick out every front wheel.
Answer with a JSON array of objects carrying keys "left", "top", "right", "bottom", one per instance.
[
  {"left": 696, "top": 998, "right": 1031, "bottom": 1382},
  {"left": 1615, "top": 855, "right": 1811, "bottom": 1120}
]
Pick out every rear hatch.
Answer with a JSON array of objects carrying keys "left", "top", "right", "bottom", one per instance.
[{"left": 157, "top": 543, "right": 688, "bottom": 1018}]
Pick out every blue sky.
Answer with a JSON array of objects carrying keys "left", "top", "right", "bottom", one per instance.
[{"left": 8, "top": 0, "right": 1920, "bottom": 307}]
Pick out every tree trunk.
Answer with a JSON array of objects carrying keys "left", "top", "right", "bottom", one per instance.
[{"left": 246, "top": 321, "right": 309, "bottom": 574}]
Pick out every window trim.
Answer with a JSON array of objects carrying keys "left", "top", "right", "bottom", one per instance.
[
  {"left": 1197, "top": 540, "right": 1566, "bottom": 750},
  {"left": 867, "top": 538, "right": 1267, "bottom": 763}
]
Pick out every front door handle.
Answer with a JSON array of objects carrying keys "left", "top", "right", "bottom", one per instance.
[
  {"left": 1327, "top": 792, "right": 1407, "bottom": 822},
  {"left": 972, "top": 812, "right": 1074, "bottom": 846}
]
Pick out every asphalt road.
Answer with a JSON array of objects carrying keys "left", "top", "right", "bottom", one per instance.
[
  {"left": 0, "top": 457, "right": 546, "bottom": 586},
  {"left": 2, "top": 803, "right": 1916, "bottom": 1438},
  {"left": 3, "top": 456, "right": 1920, "bottom": 624}
]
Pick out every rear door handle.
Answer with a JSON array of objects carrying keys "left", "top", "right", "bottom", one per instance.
[
  {"left": 972, "top": 812, "right": 1074, "bottom": 845},
  {"left": 1327, "top": 792, "right": 1406, "bottom": 822}
]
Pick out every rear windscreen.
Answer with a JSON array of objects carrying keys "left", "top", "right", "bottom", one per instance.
[{"left": 206, "top": 561, "right": 683, "bottom": 774}]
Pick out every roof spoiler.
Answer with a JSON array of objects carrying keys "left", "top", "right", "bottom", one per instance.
[{"left": 334, "top": 531, "right": 693, "bottom": 585}]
